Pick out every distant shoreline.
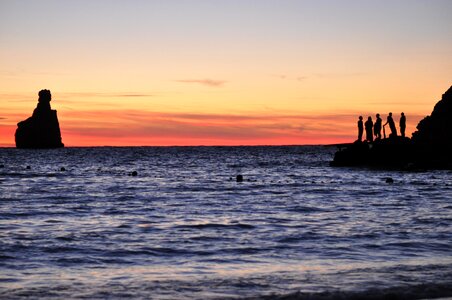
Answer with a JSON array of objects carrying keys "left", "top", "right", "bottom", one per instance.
[{"left": 0, "top": 144, "right": 337, "bottom": 148}]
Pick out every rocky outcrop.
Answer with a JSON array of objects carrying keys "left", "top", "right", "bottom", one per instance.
[
  {"left": 331, "top": 86, "right": 452, "bottom": 169},
  {"left": 330, "top": 137, "right": 413, "bottom": 168},
  {"left": 411, "top": 86, "right": 452, "bottom": 168},
  {"left": 15, "top": 89, "right": 64, "bottom": 148}
]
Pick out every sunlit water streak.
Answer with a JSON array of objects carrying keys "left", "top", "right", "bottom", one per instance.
[{"left": 0, "top": 146, "right": 451, "bottom": 299}]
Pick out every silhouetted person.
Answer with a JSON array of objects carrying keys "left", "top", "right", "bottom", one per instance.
[
  {"left": 400, "top": 112, "right": 406, "bottom": 138},
  {"left": 365, "top": 116, "right": 374, "bottom": 142},
  {"left": 384, "top": 112, "right": 397, "bottom": 137},
  {"left": 357, "top": 116, "right": 363, "bottom": 142},
  {"left": 374, "top": 113, "right": 382, "bottom": 140}
]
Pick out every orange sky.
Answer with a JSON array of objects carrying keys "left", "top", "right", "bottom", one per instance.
[{"left": 1, "top": 1, "right": 451, "bottom": 147}]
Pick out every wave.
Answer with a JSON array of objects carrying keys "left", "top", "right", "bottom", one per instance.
[
  {"left": 2, "top": 280, "right": 451, "bottom": 300},
  {"left": 287, "top": 205, "right": 326, "bottom": 213},
  {"left": 254, "top": 282, "right": 452, "bottom": 300},
  {"left": 174, "top": 223, "right": 256, "bottom": 230}
]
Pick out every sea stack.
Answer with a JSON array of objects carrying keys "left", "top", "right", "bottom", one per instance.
[{"left": 15, "top": 89, "right": 64, "bottom": 148}]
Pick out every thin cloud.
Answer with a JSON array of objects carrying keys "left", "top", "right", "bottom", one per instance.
[
  {"left": 60, "top": 109, "right": 355, "bottom": 141},
  {"left": 0, "top": 69, "right": 67, "bottom": 77},
  {"left": 18, "top": 108, "right": 426, "bottom": 146},
  {"left": 274, "top": 72, "right": 365, "bottom": 82},
  {"left": 368, "top": 101, "right": 432, "bottom": 107},
  {"left": 116, "top": 94, "right": 152, "bottom": 97},
  {"left": 0, "top": 92, "right": 154, "bottom": 104},
  {"left": 274, "top": 75, "right": 288, "bottom": 80},
  {"left": 273, "top": 75, "right": 308, "bottom": 82},
  {"left": 60, "top": 92, "right": 154, "bottom": 98},
  {"left": 313, "top": 72, "right": 367, "bottom": 78},
  {"left": 0, "top": 94, "right": 34, "bottom": 102},
  {"left": 62, "top": 109, "right": 309, "bottom": 124},
  {"left": 175, "top": 79, "right": 227, "bottom": 87}
]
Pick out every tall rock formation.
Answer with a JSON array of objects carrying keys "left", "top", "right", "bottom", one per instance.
[
  {"left": 411, "top": 85, "right": 452, "bottom": 167},
  {"left": 15, "top": 89, "right": 64, "bottom": 148}
]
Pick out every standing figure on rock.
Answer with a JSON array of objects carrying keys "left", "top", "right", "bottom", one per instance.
[
  {"left": 374, "top": 113, "right": 382, "bottom": 140},
  {"left": 400, "top": 112, "right": 406, "bottom": 138},
  {"left": 365, "top": 116, "right": 374, "bottom": 142},
  {"left": 384, "top": 112, "right": 397, "bottom": 138},
  {"left": 357, "top": 116, "right": 364, "bottom": 142}
]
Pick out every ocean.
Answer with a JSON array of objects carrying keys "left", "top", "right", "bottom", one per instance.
[{"left": 0, "top": 146, "right": 451, "bottom": 299}]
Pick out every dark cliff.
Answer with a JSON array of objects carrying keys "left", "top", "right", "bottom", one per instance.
[
  {"left": 410, "top": 86, "right": 452, "bottom": 168},
  {"left": 15, "top": 89, "right": 64, "bottom": 148}
]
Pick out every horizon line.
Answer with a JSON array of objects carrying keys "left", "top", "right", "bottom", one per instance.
[{"left": 0, "top": 143, "right": 339, "bottom": 148}]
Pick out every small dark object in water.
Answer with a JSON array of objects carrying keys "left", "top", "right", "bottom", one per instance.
[
  {"left": 236, "top": 175, "right": 243, "bottom": 182},
  {"left": 131, "top": 171, "right": 138, "bottom": 176},
  {"left": 0, "top": 164, "right": 4, "bottom": 168},
  {"left": 60, "top": 167, "right": 66, "bottom": 171},
  {"left": 385, "top": 177, "right": 394, "bottom": 184},
  {"left": 26, "top": 166, "right": 31, "bottom": 170}
]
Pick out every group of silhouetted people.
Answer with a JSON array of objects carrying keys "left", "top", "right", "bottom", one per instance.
[{"left": 357, "top": 112, "right": 406, "bottom": 142}]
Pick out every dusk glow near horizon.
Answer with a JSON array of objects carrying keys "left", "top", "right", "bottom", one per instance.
[{"left": 1, "top": 0, "right": 451, "bottom": 146}]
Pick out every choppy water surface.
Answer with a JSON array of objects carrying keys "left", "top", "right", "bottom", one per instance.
[{"left": 0, "top": 146, "right": 451, "bottom": 299}]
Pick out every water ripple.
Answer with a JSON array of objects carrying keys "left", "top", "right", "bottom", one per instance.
[{"left": 0, "top": 146, "right": 451, "bottom": 299}]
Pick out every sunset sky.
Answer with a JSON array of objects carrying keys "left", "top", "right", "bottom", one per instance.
[{"left": 1, "top": 0, "right": 451, "bottom": 146}]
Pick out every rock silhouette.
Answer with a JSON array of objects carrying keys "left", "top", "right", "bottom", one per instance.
[
  {"left": 15, "top": 89, "right": 64, "bottom": 148},
  {"left": 412, "top": 86, "right": 452, "bottom": 148},
  {"left": 411, "top": 85, "right": 452, "bottom": 168},
  {"left": 331, "top": 85, "right": 452, "bottom": 169},
  {"left": 236, "top": 175, "right": 244, "bottom": 182}
]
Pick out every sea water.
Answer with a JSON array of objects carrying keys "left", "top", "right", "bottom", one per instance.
[{"left": 0, "top": 146, "right": 451, "bottom": 299}]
